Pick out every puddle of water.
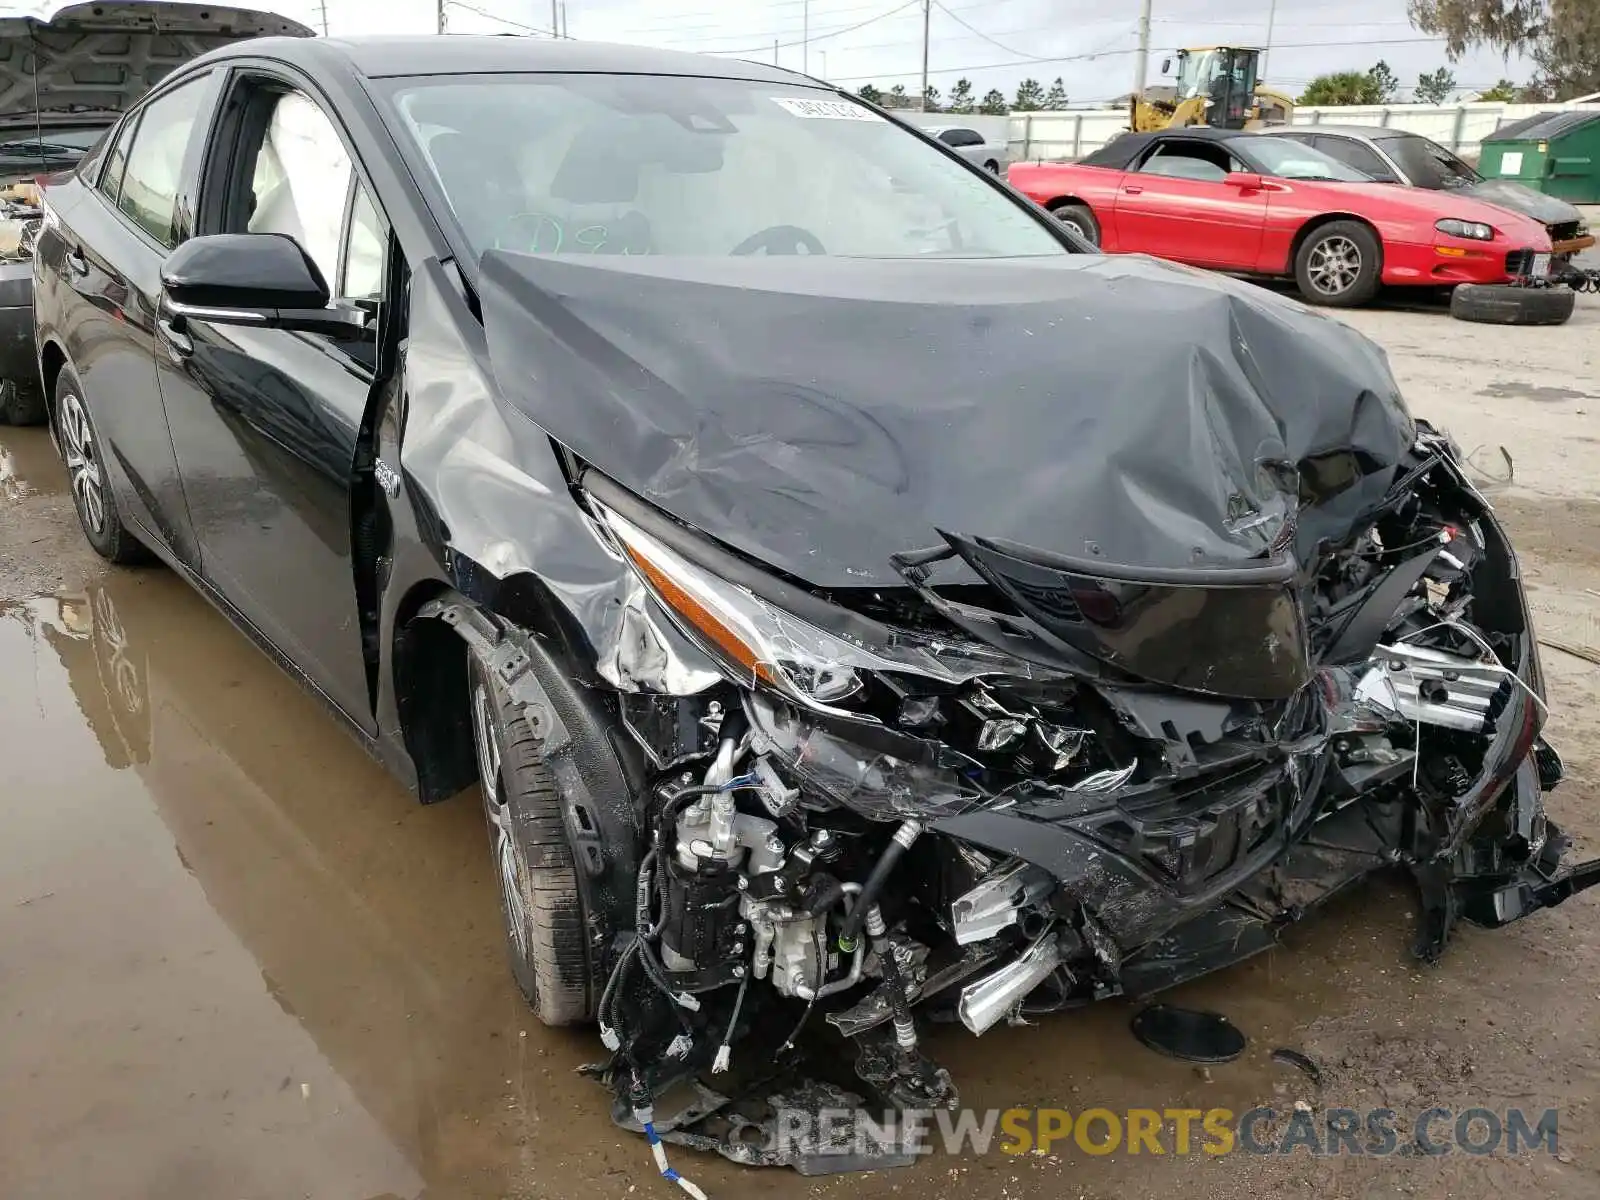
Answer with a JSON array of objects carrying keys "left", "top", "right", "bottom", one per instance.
[
  {"left": 0, "top": 442, "right": 34, "bottom": 500},
  {"left": 1478, "top": 380, "right": 1596, "bottom": 403},
  {"left": 0, "top": 571, "right": 616, "bottom": 1200},
  {"left": 0, "top": 428, "right": 65, "bottom": 500}
]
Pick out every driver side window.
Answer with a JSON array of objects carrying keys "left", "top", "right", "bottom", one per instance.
[
  {"left": 1136, "top": 141, "right": 1239, "bottom": 183},
  {"left": 245, "top": 91, "right": 352, "bottom": 291},
  {"left": 215, "top": 81, "right": 389, "bottom": 363}
]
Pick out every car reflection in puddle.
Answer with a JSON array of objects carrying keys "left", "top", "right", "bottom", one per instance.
[{"left": 0, "top": 572, "right": 620, "bottom": 1199}]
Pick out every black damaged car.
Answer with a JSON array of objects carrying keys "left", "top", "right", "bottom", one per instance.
[{"left": 33, "top": 34, "right": 1600, "bottom": 1176}]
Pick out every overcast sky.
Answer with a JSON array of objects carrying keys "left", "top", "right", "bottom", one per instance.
[{"left": 277, "top": 0, "right": 1531, "bottom": 104}]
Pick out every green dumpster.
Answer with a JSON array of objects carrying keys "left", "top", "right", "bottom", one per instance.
[{"left": 1480, "top": 110, "right": 1600, "bottom": 203}]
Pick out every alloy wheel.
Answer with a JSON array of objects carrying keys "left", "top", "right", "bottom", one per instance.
[
  {"left": 59, "top": 390, "right": 105, "bottom": 535},
  {"left": 1307, "top": 235, "right": 1362, "bottom": 297},
  {"left": 1055, "top": 213, "right": 1087, "bottom": 239},
  {"left": 473, "top": 681, "right": 529, "bottom": 961}
]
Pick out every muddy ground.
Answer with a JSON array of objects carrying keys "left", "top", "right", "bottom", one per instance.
[{"left": 3, "top": 290, "right": 1600, "bottom": 1200}]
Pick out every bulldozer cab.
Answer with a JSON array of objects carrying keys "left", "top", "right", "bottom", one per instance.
[{"left": 1172, "top": 47, "right": 1261, "bottom": 130}]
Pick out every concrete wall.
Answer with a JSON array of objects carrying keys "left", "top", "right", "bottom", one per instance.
[{"left": 1006, "top": 101, "right": 1600, "bottom": 164}]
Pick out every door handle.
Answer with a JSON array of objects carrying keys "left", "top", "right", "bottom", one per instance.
[
  {"left": 65, "top": 247, "right": 89, "bottom": 277},
  {"left": 157, "top": 316, "right": 193, "bottom": 361},
  {"left": 1122, "top": 185, "right": 1144, "bottom": 195}
]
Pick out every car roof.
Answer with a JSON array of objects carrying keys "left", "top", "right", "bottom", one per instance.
[
  {"left": 1080, "top": 126, "right": 1248, "bottom": 169},
  {"left": 1263, "top": 124, "right": 1422, "bottom": 141},
  {"left": 196, "top": 33, "right": 821, "bottom": 86}
]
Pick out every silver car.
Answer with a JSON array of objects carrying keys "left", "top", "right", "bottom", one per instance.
[
  {"left": 924, "top": 125, "right": 1008, "bottom": 173},
  {"left": 1259, "top": 124, "right": 1594, "bottom": 259}
]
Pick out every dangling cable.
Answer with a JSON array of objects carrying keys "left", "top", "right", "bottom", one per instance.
[{"left": 636, "top": 1106, "right": 710, "bottom": 1200}]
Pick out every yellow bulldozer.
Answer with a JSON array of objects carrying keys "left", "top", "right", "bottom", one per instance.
[{"left": 1130, "top": 46, "right": 1295, "bottom": 133}]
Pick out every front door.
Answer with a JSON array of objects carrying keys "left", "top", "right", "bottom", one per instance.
[
  {"left": 157, "top": 75, "right": 387, "bottom": 731},
  {"left": 1112, "top": 138, "right": 1267, "bottom": 269}
]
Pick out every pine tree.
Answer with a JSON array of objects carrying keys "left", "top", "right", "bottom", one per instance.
[{"left": 1013, "top": 78, "right": 1046, "bottom": 111}]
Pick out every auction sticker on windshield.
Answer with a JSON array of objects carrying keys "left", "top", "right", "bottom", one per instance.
[{"left": 771, "top": 96, "right": 881, "bottom": 120}]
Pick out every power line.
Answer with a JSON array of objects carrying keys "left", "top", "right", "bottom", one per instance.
[
  {"left": 702, "top": 0, "right": 923, "bottom": 56},
  {"left": 931, "top": 1, "right": 1054, "bottom": 61},
  {"left": 444, "top": 0, "right": 556, "bottom": 36},
  {"left": 612, "top": 0, "right": 919, "bottom": 40},
  {"left": 828, "top": 34, "right": 1452, "bottom": 84}
]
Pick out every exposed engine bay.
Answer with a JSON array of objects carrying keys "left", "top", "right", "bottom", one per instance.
[{"left": 563, "top": 426, "right": 1599, "bottom": 1174}]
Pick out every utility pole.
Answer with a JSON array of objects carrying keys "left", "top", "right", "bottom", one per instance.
[
  {"left": 1262, "top": 0, "right": 1277, "bottom": 78},
  {"left": 802, "top": 0, "right": 808, "bottom": 74},
  {"left": 560, "top": 2, "right": 567, "bottom": 37},
  {"left": 1132, "top": 0, "right": 1152, "bottom": 100},
  {"left": 819, "top": 49, "right": 827, "bottom": 79},
  {"left": 773, "top": 38, "right": 779, "bottom": 65},
  {"left": 315, "top": 0, "right": 328, "bottom": 35},
  {"left": 920, "top": 0, "right": 931, "bottom": 111},
  {"left": 435, "top": 0, "right": 445, "bottom": 34},
  {"left": 550, "top": 0, "right": 559, "bottom": 37}
]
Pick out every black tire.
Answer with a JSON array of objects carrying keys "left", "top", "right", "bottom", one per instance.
[
  {"left": 469, "top": 652, "right": 594, "bottom": 1026},
  {"left": 1294, "top": 220, "right": 1382, "bottom": 307},
  {"left": 1050, "top": 202, "right": 1100, "bottom": 246},
  {"left": 983, "top": 159, "right": 999, "bottom": 174},
  {"left": 0, "top": 377, "right": 46, "bottom": 425},
  {"left": 1450, "top": 282, "right": 1576, "bottom": 327},
  {"left": 53, "top": 367, "right": 150, "bottom": 564}
]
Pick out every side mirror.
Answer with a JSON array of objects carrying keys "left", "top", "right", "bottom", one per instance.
[
  {"left": 1161, "top": 57, "right": 1171, "bottom": 74},
  {"left": 1224, "top": 171, "right": 1264, "bottom": 190},
  {"left": 159, "top": 233, "right": 368, "bottom": 337}
]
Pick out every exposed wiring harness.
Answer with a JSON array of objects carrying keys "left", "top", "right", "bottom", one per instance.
[{"left": 636, "top": 1106, "right": 711, "bottom": 1200}]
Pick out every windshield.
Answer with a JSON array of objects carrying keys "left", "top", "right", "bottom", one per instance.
[
  {"left": 1175, "top": 50, "right": 1217, "bottom": 100},
  {"left": 1235, "top": 136, "right": 1373, "bottom": 182},
  {"left": 381, "top": 74, "right": 1065, "bottom": 260},
  {"left": 1377, "top": 134, "right": 1481, "bottom": 189}
]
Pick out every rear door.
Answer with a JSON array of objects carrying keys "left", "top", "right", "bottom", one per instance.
[
  {"left": 1111, "top": 137, "right": 1267, "bottom": 268},
  {"left": 156, "top": 69, "right": 386, "bottom": 732},
  {"left": 39, "top": 73, "right": 219, "bottom": 568}
]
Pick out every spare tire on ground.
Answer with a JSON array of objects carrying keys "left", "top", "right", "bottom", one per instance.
[{"left": 1450, "top": 283, "right": 1576, "bottom": 326}]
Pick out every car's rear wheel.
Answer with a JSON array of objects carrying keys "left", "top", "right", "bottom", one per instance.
[
  {"left": 983, "top": 159, "right": 999, "bottom": 174},
  {"left": 1294, "top": 220, "right": 1381, "bottom": 307},
  {"left": 1050, "top": 202, "right": 1100, "bottom": 246},
  {"left": 54, "top": 368, "right": 150, "bottom": 564},
  {"left": 1450, "top": 282, "right": 1576, "bottom": 326},
  {"left": 469, "top": 651, "right": 595, "bottom": 1025}
]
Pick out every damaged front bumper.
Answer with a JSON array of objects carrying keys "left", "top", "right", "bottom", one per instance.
[{"left": 571, "top": 429, "right": 1600, "bottom": 1176}]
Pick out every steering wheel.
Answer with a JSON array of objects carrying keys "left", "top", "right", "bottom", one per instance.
[{"left": 730, "top": 225, "right": 827, "bottom": 256}]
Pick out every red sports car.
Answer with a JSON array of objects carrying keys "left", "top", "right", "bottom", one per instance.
[{"left": 1007, "top": 128, "right": 1555, "bottom": 307}]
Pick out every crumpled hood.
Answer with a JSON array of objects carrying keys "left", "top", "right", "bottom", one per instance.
[
  {"left": 1458, "top": 179, "right": 1584, "bottom": 227},
  {"left": 479, "top": 250, "right": 1415, "bottom": 590},
  {"left": 0, "top": 3, "right": 311, "bottom": 125}
]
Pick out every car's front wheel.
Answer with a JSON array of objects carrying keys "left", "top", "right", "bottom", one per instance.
[
  {"left": 468, "top": 651, "right": 595, "bottom": 1025},
  {"left": 54, "top": 367, "right": 149, "bottom": 564},
  {"left": 983, "top": 159, "right": 999, "bottom": 174},
  {"left": 1294, "top": 220, "right": 1381, "bottom": 307}
]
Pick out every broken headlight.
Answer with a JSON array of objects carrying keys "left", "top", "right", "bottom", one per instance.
[{"left": 587, "top": 489, "right": 1025, "bottom": 716}]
